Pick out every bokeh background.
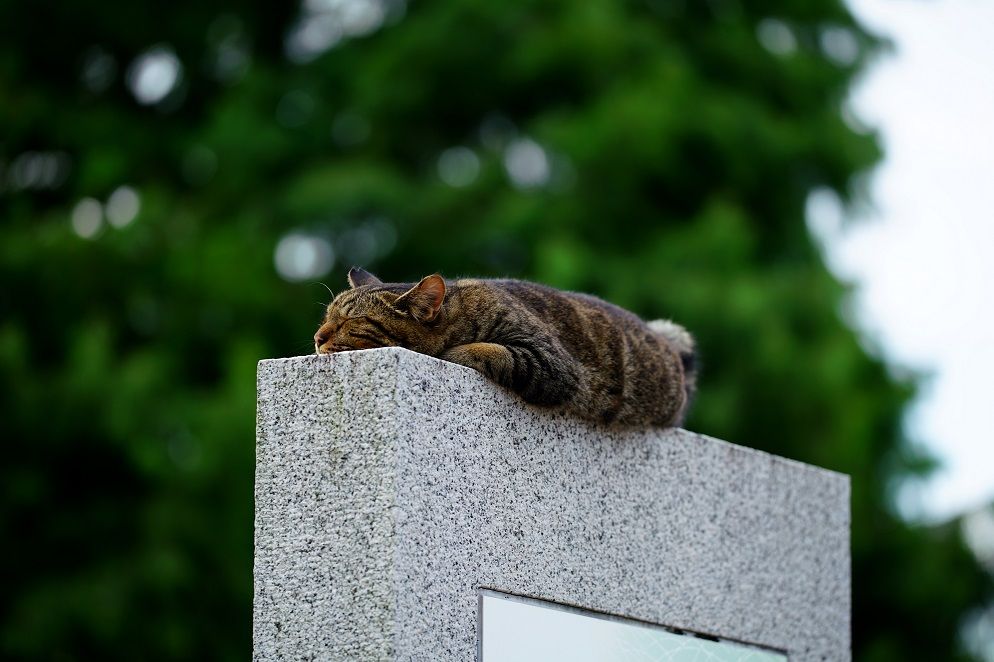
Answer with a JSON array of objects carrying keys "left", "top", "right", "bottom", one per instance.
[{"left": 1, "top": 0, "right": 992, "bottom": 660}]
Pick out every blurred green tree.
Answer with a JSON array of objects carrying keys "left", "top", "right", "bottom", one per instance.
[{"left": 1, "top": 0, "right": 990, "bottom": 659}]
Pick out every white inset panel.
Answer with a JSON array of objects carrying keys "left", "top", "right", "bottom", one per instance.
[{"left": 480, "top": 592, "right": 786, "bottom": 662}]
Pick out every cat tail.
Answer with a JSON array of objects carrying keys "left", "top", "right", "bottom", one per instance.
[{"left": 647, "top": 319, "right": 698, "bottom": 419}]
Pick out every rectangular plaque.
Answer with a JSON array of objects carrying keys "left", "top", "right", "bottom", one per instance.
[{"left": 480, "top": 590, "right": 787, "bottom": 661}]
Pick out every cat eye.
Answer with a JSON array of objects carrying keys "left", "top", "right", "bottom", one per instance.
[{"left": 347, "top": 331, "right": 391, "bottom": 346}]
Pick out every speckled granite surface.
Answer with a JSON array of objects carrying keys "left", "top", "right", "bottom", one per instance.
[{"left": 254, "top": 348, "right": 850, "bottom": 661}]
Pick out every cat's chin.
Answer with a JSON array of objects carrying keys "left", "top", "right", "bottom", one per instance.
[{"left": 316, "top": 343, "right": 354, "bottom": 355}]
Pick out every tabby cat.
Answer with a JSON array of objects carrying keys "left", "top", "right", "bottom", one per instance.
[{"left": 314, "top": 268, "right": 697, "bottom": 427}]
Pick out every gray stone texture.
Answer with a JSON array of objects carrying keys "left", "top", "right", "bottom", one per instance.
[{"left": 255, "top": 348, "right": 850, "bottom": 661}]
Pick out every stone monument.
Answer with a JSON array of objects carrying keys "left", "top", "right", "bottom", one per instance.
[{"left": 254, "top": 348, "right": 850, "bottom": 661}]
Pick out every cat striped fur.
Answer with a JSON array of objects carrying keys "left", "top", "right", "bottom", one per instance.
[{"left": 314, "top": 268, "right": 697, "bottom": 427}]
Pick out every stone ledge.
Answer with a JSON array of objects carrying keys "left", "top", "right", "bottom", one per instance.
[{"left": 254, "top": 347, "right": 850, "bottom": 661}]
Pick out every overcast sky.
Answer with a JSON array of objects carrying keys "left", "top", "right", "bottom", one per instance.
[{"left": 813, "top": 0, "right": 994, "bottom": 521}]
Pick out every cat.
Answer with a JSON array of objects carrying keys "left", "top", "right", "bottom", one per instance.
[{"left": 314, "top": 267, "right": 697, "bottom": 427}]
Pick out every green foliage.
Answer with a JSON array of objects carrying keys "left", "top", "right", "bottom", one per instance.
[{"left": 1, "top": 0, "right": 989, "bottom": 659}]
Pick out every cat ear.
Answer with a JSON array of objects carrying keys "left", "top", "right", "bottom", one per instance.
[
  {"left": 347, "top": 267, "right": 382, "bottom": 288},
  {"left": 395, "top": 274, "right": 446, "bottom": 321}
]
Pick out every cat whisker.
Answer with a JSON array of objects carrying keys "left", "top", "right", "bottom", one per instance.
[{"left": 292, "top": 340, "right": 319, "bottom": 354}]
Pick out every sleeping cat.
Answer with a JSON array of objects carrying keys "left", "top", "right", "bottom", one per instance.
[{"left": 314, "top": 267, "right": 697, "bottom": 427}]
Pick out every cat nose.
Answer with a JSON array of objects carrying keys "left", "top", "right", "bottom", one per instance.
[{"left": 314, "top": 330, "right": 329, "bottom": 348}]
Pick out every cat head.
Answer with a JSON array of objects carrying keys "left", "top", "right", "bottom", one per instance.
[{"left": 313, "top": 267, "right": 447, "bottom": 355}]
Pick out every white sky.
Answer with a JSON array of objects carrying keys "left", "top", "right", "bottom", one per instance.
[{"left": 814, "top": 0, "right": 994, "bottom": 521}]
